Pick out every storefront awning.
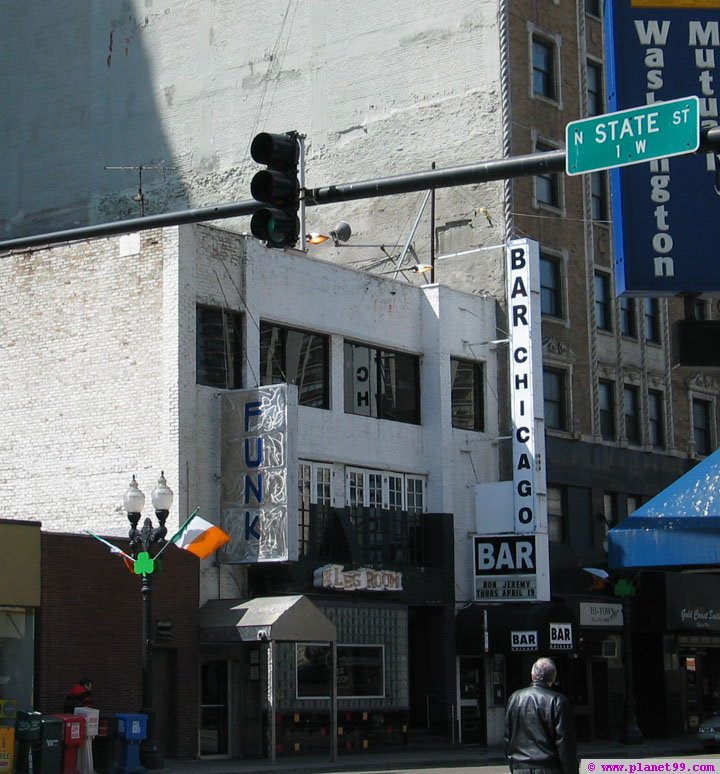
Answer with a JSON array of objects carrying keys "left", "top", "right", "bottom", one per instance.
[
  {"left": 609, "top": 448, "right": 720, "bottom": 569},
  {"left": 456, "top": 601, "right": 577, "bottom": 655},
  {"left": 199, "top": 594, "right": 336, "bottom": 643}
]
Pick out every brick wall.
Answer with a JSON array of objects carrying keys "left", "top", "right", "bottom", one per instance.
[{"left": 37, "top": 531, "right": 199, "bottom": 760}]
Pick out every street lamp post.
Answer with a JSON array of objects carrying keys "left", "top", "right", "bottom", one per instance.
[
  {"left": 620, "top": 595, "right": 644, "bottom": 745},
  {"left": 122, "top": 472, "right": 174, "bottom": 770}
]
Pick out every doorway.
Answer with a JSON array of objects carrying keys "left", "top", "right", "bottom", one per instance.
[
  {"left": 458, "top": 656, "right": 486, "bottom": 745},
  {"left": 200, "top": 660, "right": 230, "bottom": 758}
]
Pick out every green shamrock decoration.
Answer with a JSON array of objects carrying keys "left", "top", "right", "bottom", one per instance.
[
  {"left": 134, "top": 551, "right": 155, "bottom": 575},
  {"left": 613, "top": 578, "right": 636, "bottom": 598}
]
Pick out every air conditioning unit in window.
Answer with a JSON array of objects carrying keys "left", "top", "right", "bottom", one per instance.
[{"left": 601, "top": 639, "right": 618, "bottom": 658}]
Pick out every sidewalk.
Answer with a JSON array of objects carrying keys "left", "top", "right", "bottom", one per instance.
[{"left": 161, "top": 736, "right": 706, "bottom": 774}]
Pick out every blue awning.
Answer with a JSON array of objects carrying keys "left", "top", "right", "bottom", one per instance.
[{"left": 608, "top": 449, "right": 720, "bottom": 569}]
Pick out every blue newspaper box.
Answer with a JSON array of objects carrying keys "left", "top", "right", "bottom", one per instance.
[{"left": 115, "top": 713, "right": 147, "bottom": 773}]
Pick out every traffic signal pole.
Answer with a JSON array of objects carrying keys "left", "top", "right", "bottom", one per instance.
[{"left": 1, "top": 126, "right": 718, "bottom": 253}]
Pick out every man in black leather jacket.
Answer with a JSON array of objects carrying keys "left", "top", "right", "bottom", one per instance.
[{"left": 504, "top": 657, "right": 578, "bottom": 774}]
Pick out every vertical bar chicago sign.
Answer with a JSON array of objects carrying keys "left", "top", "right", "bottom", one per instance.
[{"left": 506, "top": 239, "right": 542, "bottom": 534}]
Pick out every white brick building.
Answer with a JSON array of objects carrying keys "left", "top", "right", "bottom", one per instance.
[{"left": 1, "top": 224, "right": 503, "bottom": 755}]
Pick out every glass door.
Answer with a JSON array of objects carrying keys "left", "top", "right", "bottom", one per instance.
[
  {"left": 458, "top": 656, "right": 486, "bottom": 745},
  {"left": 200, "top": 660, "right": 229, "bottom": 757}
]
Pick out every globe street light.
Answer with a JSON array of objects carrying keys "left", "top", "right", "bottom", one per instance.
[{"left": 122, "top": 472, "right": 173, "bottom": 770}]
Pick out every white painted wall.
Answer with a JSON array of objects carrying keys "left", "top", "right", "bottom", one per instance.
[
  {"left": 2, "top": 0, "right": 505, "bottom": 292},
  {"left": 0, "top": 224, "right": 499, "bottom": 606}
]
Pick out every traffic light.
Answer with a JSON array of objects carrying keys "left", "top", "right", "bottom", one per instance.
[{"left": 249, "top": 131, "right": 300, "bottom": 248}]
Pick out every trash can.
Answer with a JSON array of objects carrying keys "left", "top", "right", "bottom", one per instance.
[
  {"left": 51, "top": 713, "right": 86, "bottom": 774},
  {"left": 115, "top": 713, "right": 147, "bottom": 774},
  {"left": 15, "top": 710, "right": 42, "bottom": 773},
  {"left": 92, "top": 714, "right": 118, "bottom": 774},
  {"left": 38, "top": 715, "right": 63, "bottom": 774}
]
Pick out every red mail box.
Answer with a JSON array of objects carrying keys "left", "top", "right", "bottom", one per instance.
[
  {"left": 50, "top": 714, "right": 86, "bottom": 774},
  {"left": 51, "top": 714, "right": 86, "bottom": 746}
]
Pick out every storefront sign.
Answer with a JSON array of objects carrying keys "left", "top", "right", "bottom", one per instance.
[
  {"left": 667, "top": 574, "right": 720, "bottom": 631},
  {"left": 510, "top": 631, "right": 538, "bottom": 650},
  {"left": 579, "top": 602, "right": 623, "bottom": 627},
  {"left": 679, "top": 607, "right": 720, "bottom": 629},
  {"left": 506, "top": 239, "right": 542, "bottom": 534},
  {"left": 549, "top": 622, "right": 573, "bottom": 650},
  {"left": 221, "top": 385, "right": 298, "bottom": 562},
  {"left": 473, "top": 535, "right": 538, "bottom": 601},
  {"left": 313, "top": 564, "right": 403, "bottom": 592},
  {"left": 605, "top": 0, "right": 720, "bottom": 293},
  {"left": 511, "top": 631, "right": 538, "bottom": 651}
]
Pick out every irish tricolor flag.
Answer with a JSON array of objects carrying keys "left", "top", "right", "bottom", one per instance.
[{"left": 169, "top": 511, "right": 231, "bottom": 560}]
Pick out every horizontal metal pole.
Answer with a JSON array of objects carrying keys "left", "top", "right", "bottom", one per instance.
[
  {"left": 309, "top": 149, "right": 566, "bottom": 205},
  {"left": 1, "top": 126, "right": 717, "bottom": 253},
  {"left": 0, "top": 200, "right": 260, "bottom": 252}
]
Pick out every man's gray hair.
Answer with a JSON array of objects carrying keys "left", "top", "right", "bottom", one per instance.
[{"left": 531, "top": 657, "right": 557, "bottom": 685}]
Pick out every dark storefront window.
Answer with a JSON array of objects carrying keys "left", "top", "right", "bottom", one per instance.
[
  {"left": 344, "top": 341, "right": 420, "bottom": 424},
  {"left": 693, "top": 398, "right": 713, "bottom": 456},
  {"left": 451, "top": 358, "right": 484, "bottom": 431},
  {"left": 0, "top": 608, "right": 34, "bottom": 712},
  {"left": 540, "top": 253, "right": 563, "bottom": 318},
  {"left": 644, "top": 297, "right": 661, "bottom": 343},
  {"left": 620, "top": 297, "right": 637, "bottom": 338},
  {"left": 260, "top": 322, "right": 329, "bottom": 408},
  {"left": 599, "top": 380, "right": 616, "bottom": 441},
  {"left": 624, "top": 385, "right": 641, "bottom": 445},
  {"left": 196, "top": 305, "right": 243, "bottom": 388},
  {"left": 200, "top": 660, "right": 229, "bottom": 756},
  {"left": 648, "top": 390, "right": 665, "bottom": 449},
  {"left": 296, "top": 644, "right": 385, "bottom": 699},
  {"left": 544, "top": 368, "right": 568, "bottom": 431},
  {"left": 594, "top": 272, "right": 612, "bottom": 332}
]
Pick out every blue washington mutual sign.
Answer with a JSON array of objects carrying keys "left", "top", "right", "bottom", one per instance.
[{"left": 604, "top": 0, "right": 719, "bottom": 295}]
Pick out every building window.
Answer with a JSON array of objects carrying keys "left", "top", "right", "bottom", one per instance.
[
  {"left": 547, "top": 485, "right": 567, "bottom": 543},
  {"left": 196, "top": 305, "right": 243, "bottom": 389},
  {"left": 345, "top": 467, "right": 425, "bottom": 512},
  {"left": 684, "top": 296, "right": 707, "bottom": 320},
  {"left": 693, "top": 398, "right": 713, "bottom": 456},
  {"left": 627, "top": 495, "right": 641, "bottom": 515},
  {"left": 602, "top": 491, "right": 617, "bottom": 550},
  {"left": 260, "top": 322, "right": 329, "bottom": 408},
  {"left": 591, "top": 172, "right": 608, "bottom": 222},
  {"left": 544, "top": 368, "right": 568, "bottom": 431},
  {"left": 540, "top": 253, "right": 563, "bottom": 318},
  {"left": 587, "top": 62, "right": 603, "bottom": 116},
  {"left": 451, "top": 358, "right": 484, "bottom": 431},
  {"left": 406, "top": 476, "right": 425, "bottom": 514},
  {"left": 298, "top": 461, "right": 332, "bottom": 557},
  {"left": 624, "top": 385, "right": 641, "bottom": 445},
  {"left": 648, "top": 390, "right": 665, "bottom": 449},
  {"left": 594, "top": 272, "right": 613, "bottom": 332},
  {"left": 344, "top": 341, "right": 420, "bottom": 424},
  {"left": 619, "top": 297, "right": 637, "bottom": 339},
  {"left": 644, "top": 297, "right": 661, "bottom": 343},
  {"left": 296, "top": 643, "right": 385, "bottom": 699},
  {"left": 532, "top": 36, "right": 557, "bottom": 100},
  {"left": 586, "top": 0, "right": 601, "bottom": 17},
  {"left": 599, "top": 380, "right": 616, "bottom": 440},
  {"left": 535, "top": 143, "right": 561, "bottom": 208},
  {"left": 346, "top": 468, "right": 425, "bottom": 565}
]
